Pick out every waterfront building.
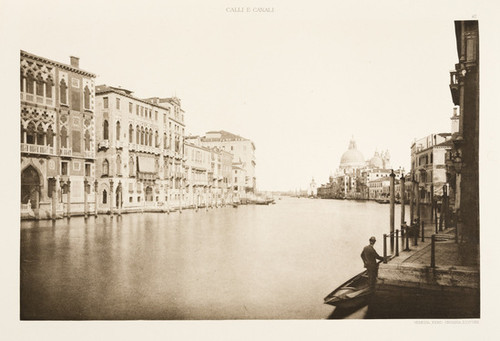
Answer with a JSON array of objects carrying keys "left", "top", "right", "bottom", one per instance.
[
  {"left": 21, "top": 50, "right": 96, "bottom": 219},
  {"left": 410, "top": 132, "right": 453, "bottom": 205},
  {"left": 184, "top": 137, "right": 211, "bottom": 207},
  {"left": 200, "top": 130, "right": 256, "bottom": 193},
  {"left": 318, "top": 137, "right": 395, "bottom": 200},
  {"left": 447, "top": 20, "right": 479, "bottom": 253},
  {"left": 94, "top": 85, "right": 186, "bottom": 212},
  {"left": 232, "top": 161, "right": 247, "bottom": 202}
]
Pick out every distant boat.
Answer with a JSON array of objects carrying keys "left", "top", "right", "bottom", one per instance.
[{"left": 324, "top": 271, "right": 371, "bottom": 310}]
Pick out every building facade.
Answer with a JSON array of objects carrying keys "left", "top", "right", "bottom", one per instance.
[
  {"left": 410, "top": 133, "right": 453, "bottom": 205},
  {"left": 200, "top": 130, "right": 256, "bottom": 193},
  {"left": 94, "top": 85, "right": 186, "bottom": 213},
  {"left": 447, "top": 20, "right": 479, "bottom": 252},
  {"left": 21, "top": 51, "right": 96, "bottom": 219}
]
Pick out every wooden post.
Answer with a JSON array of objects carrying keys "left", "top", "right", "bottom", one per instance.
[
  {"left": 117, "top": 182, "right": 122, "bottom": 216},
  {"left": 410, "top": 173, "right": 415, "bottom": 224},
  {"left": 389, "top": 170, "right": 395, "bottom": 254},
  {"left": 66, "top": 181, "right": 71, "bottom": 218},
  {"left": 94, "top": 180, "right": 98, "bottom": 216},
  {"left": 51, "top": 178, "right": 58, "bottom": 220},
  {"left": 109, "top": 180, "right": 114, "bottom": 215},
  {"left": 431, "top": 234, "right": 436, "bottom": 268},
  {"left": 84, "top": 179, "right": 88, "bottom": 218},
  {"left": 383, "top": 234, "right": 388, "bottom": 263},
  {"left": 395, "top": 230, "right": 399, "bottom": 257},
  {"left": 416, "top": 180, "right": 421, "bottom": 226},
  {"left": 400, "top": 175, "right": 405, "bottom": 226}
]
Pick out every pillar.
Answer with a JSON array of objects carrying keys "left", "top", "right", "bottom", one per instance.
[
  {"left": 84, "top": 179, "right": 88, "bottom": 217},
  {"left": 389, "top": 170, "right": 395, "bottom": 253},
  {"left": 51, "top": 178, "right": 58, "bottom": 220},
  {"left": 117, "top": 182, "right": 122, "bottom": 216},
  {"left": 109, "top": 180, "right": 114, "bottom": 215},
  {"left": 410, "top": 173, "right": 415, "bottom": 223},
  {"left": 400, "top": 175, "right": 405, "bottom": 226},
  {"left": 66, "top": 180, "right": 71, "bottom": 218},
  {"left": 94, "top": 180, "right": 98, "bottom": 216},
  {"left": 416, "top": 181, "right": 420, "bottom": 224}
]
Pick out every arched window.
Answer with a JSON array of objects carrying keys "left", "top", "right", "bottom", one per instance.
[
  {"left": 155, "top": 131, "right": 159, "bottom": 147},
  {"left": 141, "top": 127, "right": 145, "bottom": 145},
  {"left": 103, "top": 120, "right": 109, "bottom": 140},
  {"left": 129, "top": 156, "right": 135, "bottom": 177},
  {"left": 149, "top": 129, "right": 153, "bottom": 146},
  {"left": 102, "top": 189, "right": 107, "bottom": 204},
  {"left": 116, "top": 121, "right": 121, "bottom": 141},
  {"left": 36, "top": 75, "right": 44, "bottom": 96},
  {"left": 36, "top": 125, "right": 44, "bottom": 145},
  {"left": 84, "top": 85, "right": 90, "bottom": 109},
  {"left": 59, "top": 79, "right": 67, "bottom": 104},
  {"left": 136, "top": 125, "right": 140, "bottom": 144},
  {"left": 60, "top": 126, "right": 67, "bottom": 148},
  {"left": 26, "top": 122, "right": 36, "bottom": 144},
  {"left": 102, "top": 159, "right": 109, "bottom": 176},
  {"left": 84, "top": 130, "right": 91, "bottom": 151},
  {"left": 116, "top": 154, "right": 121, "bottom": 176},
  {"left": 26, "top": 72, "right": 35, "bottom": 94},
  {"left": 46, "top": 126, "right": 54, "bottom": 147},
  {"left": 20, "top": 125, "right": 24, "bottom": 143},
  {"left": 163, "top": 133, "right": 167, "bottom": 149},
  {"left": 46, "top": 77, "right": 53, "bottom": 98},
  {"left": 129, "top": 124, "right": 133, "bottom": 143}
]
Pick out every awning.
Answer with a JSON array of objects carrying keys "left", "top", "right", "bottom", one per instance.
[{"left": 137, "top": 156, "right": 156, "bottom": 173}]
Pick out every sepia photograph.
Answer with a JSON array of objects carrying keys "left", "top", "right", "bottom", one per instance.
[{"left": 2, "top": 0, "right": 499, "bottom": 339}]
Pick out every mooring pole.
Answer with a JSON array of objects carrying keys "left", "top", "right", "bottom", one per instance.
[{"left": 389, "top": 170, "right": 395, "bottom": 254}]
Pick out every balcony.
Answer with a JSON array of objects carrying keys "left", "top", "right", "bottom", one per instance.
[
  {"left": 60, "top": 147, "right": 72, "bottom": 157},
  {"left": 98, "top": 140, "right": 109, "bottom": 150},
  {"left": 21, "top": 92, "right": 54, "bottom": 107},
  {"left": 84, "top": 150, "right": 94, "bottom": 159},
  {"left": 115, "top": 140, "right": 124, "bottom": 150},
  {"left": 21, "top": 143, "right": 55, "bottom": 156}
]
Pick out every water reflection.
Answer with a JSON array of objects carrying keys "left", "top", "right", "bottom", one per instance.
[{"left": 21, "top": 198, "right": 409, "bottom": 319}]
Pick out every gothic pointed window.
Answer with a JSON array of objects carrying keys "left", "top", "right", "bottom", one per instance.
[
  {"left": 26, "top": 72, "right": 35, "bottom": 94},
  {"left": 60, "top": 126, "right": 68, "bottom": 148},
  {"left": 46, "top": 77, "right": 53, "bottom": 98},
  {"left": 155, "top": 131, "right": 159, "bottom": 147},
  {"left": 36, "top": 75, "right": 44, "bottom": 96},
  {"left": 26, "top": 122, "right": 36, "bottom": 144},
  {"left": 47, "top": 126, "right": 54, "bottom": 147},
  {"left": 163, "top": 133, "right": 167, "bottom": 149},
  {"left": 84, "top": 85, "right": 90, "bottom": 109},
  {"left": 149, "top": 129, "right": 153, "bottom": 146},
  {"left": 102, "top": 159, "right": 109, "bottom": 176},
  {"left": 136, "top": 125, "right": 140, "bottom": 144},
  {"left": 36, "top": 125, "right": 44, "bottom": 145},
  {"left": 141, "top": 128, "right": 145, "bottom": 145},
  {"left": 60, "top": 79, "right": 67, "bottom": 104},
  {"left": 116, "top": 121, "right": 121, "bottom": 141},
  {"left": 102, "top": 189, "right": 107, "bottom": 204},
  {"left": 103, "top": 120, "right": 109, "bottom": 140},
  {"left": 116, "top": 154, "right": 121, "bottom": 176},
  {"left": 84, "top": 130, "right": 91, "bottom": 151},
  {"left": 129, "top": 156, "right": 134, "bottom": 177},
  {"left": 129, "top": 124, "right": 133, "bottom": 143}
]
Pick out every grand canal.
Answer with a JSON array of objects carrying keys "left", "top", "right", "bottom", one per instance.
[{"left": 21, "top": 197, "right": 410, "bottom": 319}]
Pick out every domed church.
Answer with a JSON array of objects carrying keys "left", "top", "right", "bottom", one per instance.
[{"left": 339, "top": 138, "right": 365, "bottom": 171}]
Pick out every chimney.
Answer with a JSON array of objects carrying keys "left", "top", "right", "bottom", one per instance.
[
  {"left": 450, "top": 106, "right": 460, "bottom": 134},
  {"left": 70, "top": 56, "right": 80, "bottom": 68}
]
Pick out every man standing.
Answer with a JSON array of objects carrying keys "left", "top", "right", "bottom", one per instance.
[{"left": 361, "top": 236, "right": 385, "bottom": 289}]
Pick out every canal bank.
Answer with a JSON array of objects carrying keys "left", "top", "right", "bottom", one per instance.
[{"left": 369, "top": 218, "right": 479, "bottom": 318}]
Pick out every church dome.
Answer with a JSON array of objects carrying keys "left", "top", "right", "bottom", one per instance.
[{"left": 340, "top": 138, "right": 365, "bottom": 169}]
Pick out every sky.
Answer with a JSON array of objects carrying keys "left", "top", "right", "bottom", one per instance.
[{"left": 0, "top": 0, "right": 487, "bottom": 192}]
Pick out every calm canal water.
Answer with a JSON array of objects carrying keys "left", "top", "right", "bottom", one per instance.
[{"left": 21, "top": 197, "right": 409, "bottom": 319}]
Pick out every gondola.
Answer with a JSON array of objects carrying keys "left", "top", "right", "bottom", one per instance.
[{"left": 323, "top": 270, "right": 372, "bottom": 310}]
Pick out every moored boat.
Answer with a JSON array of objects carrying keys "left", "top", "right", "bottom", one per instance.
[{"left": 324, "top": 271, "right": 371, "bottom": 310}]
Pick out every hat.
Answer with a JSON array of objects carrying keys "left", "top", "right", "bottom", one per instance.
[{"left": 369, "top": 236, "right": 376, "bottom": 242}]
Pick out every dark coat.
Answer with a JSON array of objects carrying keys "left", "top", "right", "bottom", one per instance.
[{"left": 361, "top": 244, "right": 384, "bottom": 269}]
